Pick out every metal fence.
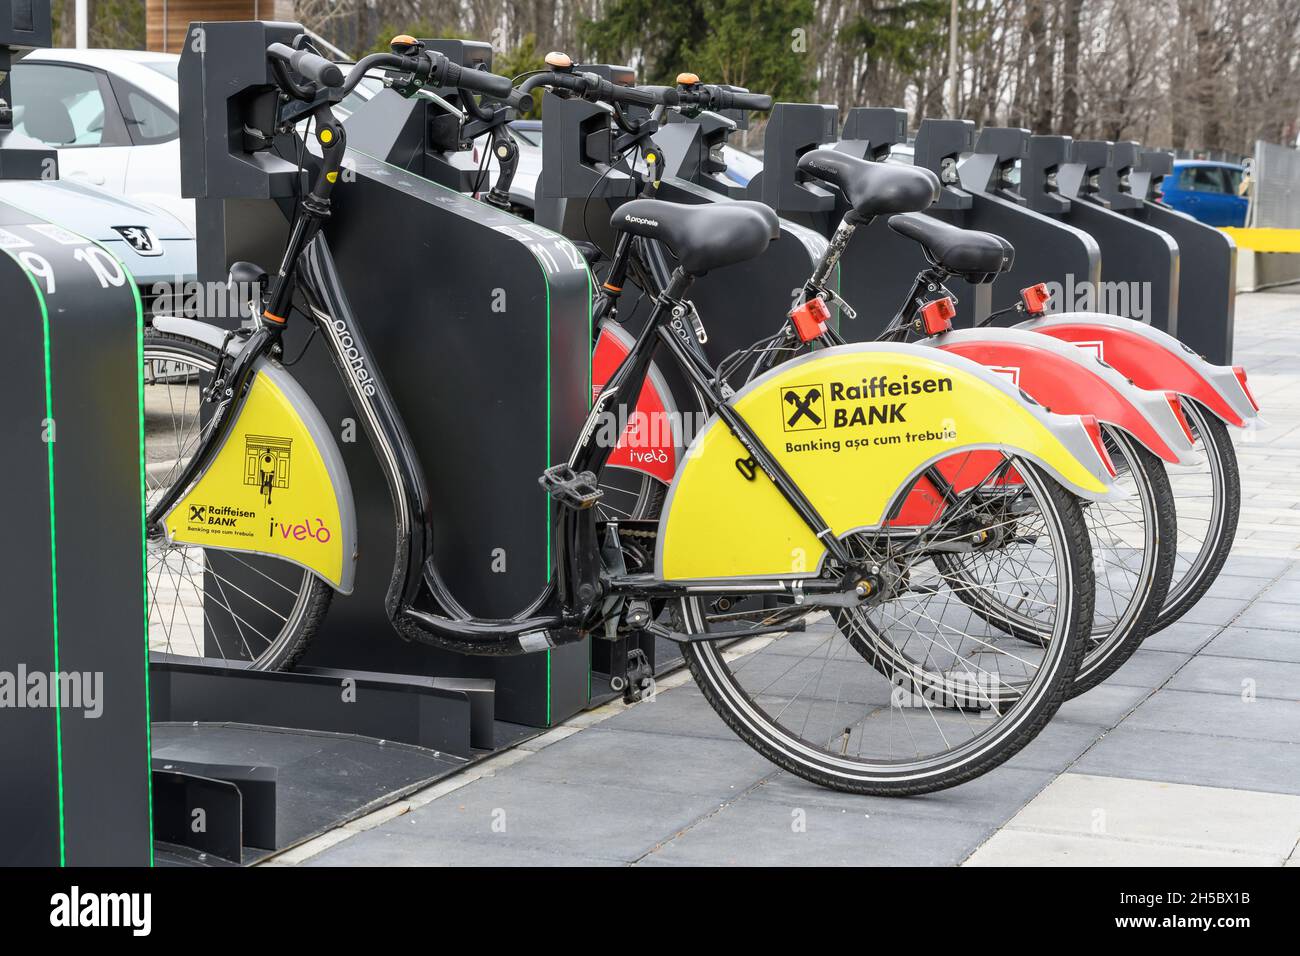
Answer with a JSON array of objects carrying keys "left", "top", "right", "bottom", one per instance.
[
  {"left": 1162, "top": 146, "right": 1250, "bottom": 164},
  {"left": 1250, "top": 141, "right": 1300, "bottom": 229}
]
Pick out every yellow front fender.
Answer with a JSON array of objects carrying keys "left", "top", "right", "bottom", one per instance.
[
  {"left": 655, "top": 343, "right": 1114, "bottom": 582},
  {"left": 163, "top": 358, "right": 357, "bottom": 593}
]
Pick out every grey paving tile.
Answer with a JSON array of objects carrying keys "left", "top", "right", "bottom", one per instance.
[
  {"left": 1176, "top": 597, "right": 1253, "bottom": 627},
  {"left": 1233, "top": 601, "right": 1299, "bottom": 632},
  {"left": 636, "top": 797, "right": 993, "bottom": 866},
  {"left": 965, "top": 828, "right": 1279, "bottom": 866},
  {"left": 501, "top": 725, "right": 776, "bottom": 798},
  {"left": 1124, "top": 689, "right": 1300, "bottom": 743},
  {"left": 1203, "top": 626, "right": 1300, "bottom": 663},
  {"left": 1221, "top": 555, "right": 1293, "bottom": 579},
  {"left": 1167, "top": 655, "right": 1300, "bottom": 700},
  {"left": 1073, "top": 725, "right": 1300, "bottom": 794},
  {"left": 1103, "top": 648, "right": 1192, "bottom": 688},
  {"left": 747, "top": 765, "right": 1056, "bottom": 826},
  {"left": 375, "top": 773, "right": 735, "bottom": 861},
  {"left": 1052, "top": 681, "right": 1152, "bottom": 726},
  {"left": 1262, "top": 577, "right": 1300, "bottom": 605},
  {"left": 1204, "top": 574, "right": 1277, "bottom": 602},
  {"left": 991, "top": 773, "right": 1300, "bottom": 860},
  {"left": 1138, "top": 620, "right": 1221, "bottom": 654},
  {"left": 598, "top": 686, "right": 737, "bottom": 740},
  {"left": 303, "top": 827, "right": 621, "bottom": 866},
  {"left": 1001, "top": 718, "right": 1108, "bottom": 772}
]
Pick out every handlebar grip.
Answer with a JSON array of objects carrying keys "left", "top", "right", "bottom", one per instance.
[
  {"left": 290, "top": 49, "right": 344, "bottom": 89},
  {"left": 442, "top": 60, "right": 515, "bottom": 99},
  {"left": 711, "top": 88, "right": 773, "bottom": 112},
  {"left": 597, "top": 80, "right": 661, "bottom": 108},
  {"left": 506, "top": 89, "right": 534, "bottom": 113}
]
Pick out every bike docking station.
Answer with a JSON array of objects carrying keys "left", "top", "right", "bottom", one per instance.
[
  {"left": 745, "top": 106, "right": 1237, "bottom": 358},
  {"left": 0, "top": 0, "right": 153, "bottom": 865},
  {"left": 745, "top": 100, "right": 843, "bottom": 230},
  {"left": 119, "top": 19, "right": 591, "bottom": 865},
  {"left": 753, "top": 110, "right": 1002, "bottom": 336},
  {"left": 1047, "top": 137, "right": 1180, "bottom": 335},
  {"left": 953, "top": 126, "right": 1102, "bottom": 326},
  {"left": 1116, "top": 144, "right": 1237, "bottom": 364},
  {"left": 341, "top": 47, "right": 653, "bottom": 705},
  {"left": 648, "top": 94, "right": 838, "bottom": 355}
]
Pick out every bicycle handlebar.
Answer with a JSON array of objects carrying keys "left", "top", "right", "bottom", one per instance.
[
  {"left": 674, "top": 75, "right": 773, "bottom": 112},
  {"left": 518, "top": 67, "right": 678, "bottom": 113},
  {"left": 269, "top": 41, "right": 516, "bottom": 106}
]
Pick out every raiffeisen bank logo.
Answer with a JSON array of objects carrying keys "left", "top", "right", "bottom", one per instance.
[{"left": 50, "top": 887, "right": 151, "bottom": 936}]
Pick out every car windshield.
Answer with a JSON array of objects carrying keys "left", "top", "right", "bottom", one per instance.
[
  {"left": 335, "top": 75, "right": 384, "bottom": 120},
  {"left": 511, "top": 127, "right": 541, "bottom": 148},
  {"left": 144, "top": 60, "right": 179, "bottom": 82},
  {"left": 1222, "top": 167, "right": 1244, "bottom": 195},
  {"left": 1181, "top": 165, "right": 1228, "bottom": 193},
  {"left": 10, "top": 63, "right": 107, "bottom": 146}
]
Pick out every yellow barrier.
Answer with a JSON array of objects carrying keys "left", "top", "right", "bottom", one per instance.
[{"left": 1220, "top": 228, "right": 1300, "bottom": 253}]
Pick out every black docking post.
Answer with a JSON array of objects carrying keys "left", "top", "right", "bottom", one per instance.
[
  {"left": 829, "top": 116, "right": 990, "bottom": 338},
  {"left": 957, "top": 127, "right": 1102, "bottom": 325},
  {"left": 0, "top": 0, "right": 152, "bottom": 867},
  {"left": 1051, "top": 138, "right": 1180, "bottom": 335},
  {"left": 181, "top": 22, "right": 591, "bottom": 730},
  {"left": 1124, "top": 145, "right": 1236, "bottom": 362}
]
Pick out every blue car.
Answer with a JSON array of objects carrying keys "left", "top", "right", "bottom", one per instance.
[{"left": 1161, "top": 160, "right": 1248, "bottom": 227}]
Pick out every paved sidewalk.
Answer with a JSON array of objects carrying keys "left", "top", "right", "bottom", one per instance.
[{"left": 273, "top": 290, "right": 1300, "bottom": 867}]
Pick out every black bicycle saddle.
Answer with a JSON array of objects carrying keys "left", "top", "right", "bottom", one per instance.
[{"left": 610, "top": 199, "right": 780, "bottom": 275}]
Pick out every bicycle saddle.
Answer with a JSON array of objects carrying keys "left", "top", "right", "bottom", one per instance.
[
  {"left": 888, "top": 212, "right": 1015, "bottom": 284},
  {"left": 611, "top": 199, "right": 780, "bottom": 275},
  {"left": 796, "top": 149, "right": 940, "bottom": 223}
]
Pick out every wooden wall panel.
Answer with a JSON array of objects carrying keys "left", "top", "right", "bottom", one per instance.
[{"left": 146, "top": 0, "right": 296, "bottom": 54}]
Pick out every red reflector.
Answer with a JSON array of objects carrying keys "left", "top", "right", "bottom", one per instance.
[
  {"left": 1232, "top": 366, "right": 1260, "bottom": 411},
  {"left": 1165, "top": 392, "right": 1195, "bottom": 443},
  {"left": 919, "top": 297, "right": 956, "bottom": 335},
  {"left": 1080, "top": 414, "right": 1117, "bottom": 478},
  {"left": 790, "top": 296, "right": 832, "bottom": 343},
  {"left": 1020, "top": 282, "right": 1052, "bottom": 316}
]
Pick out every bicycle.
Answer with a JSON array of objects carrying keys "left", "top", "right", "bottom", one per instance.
[
  {"left": 143, "top": 37, "right": 1120, "bottom": 795},
  {"left": 551, "top": 96, "right": 1183, "bottom": 698}
]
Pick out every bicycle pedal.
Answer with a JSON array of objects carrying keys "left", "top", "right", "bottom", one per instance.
[
  {"left": 539, "top": 464, "right": 604, "bottom": 510},
  {"left": 622, "top": 648, "right": 654, "bottom": 704}
]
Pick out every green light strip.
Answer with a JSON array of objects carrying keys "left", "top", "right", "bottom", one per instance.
[
  {"left": 583, "top": 261, "right": 595, "bottom": 705},
  {"left": 544, "top": 268, "right": 553, "bottom": 727},
  {"left": 123, "top": 268, "right": 155, "bottom": 865}
]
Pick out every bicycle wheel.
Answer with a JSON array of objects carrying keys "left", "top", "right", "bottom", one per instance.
[
  {"left": 682, "top": 459, "right": 1094, "bottom": 795},
  {"left": 934, "top": 426, "right": 1175, "bottom": 694},
  {"left": 1151, "top": 399, "right": 1240, "bottom": 632},
  {"left": 143, "top": 329, "right": 330, "bottom": 670}
]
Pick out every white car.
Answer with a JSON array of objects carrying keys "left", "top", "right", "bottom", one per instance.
[{"left": 10, "top": 48, "right": 192, "bottom": 232}]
